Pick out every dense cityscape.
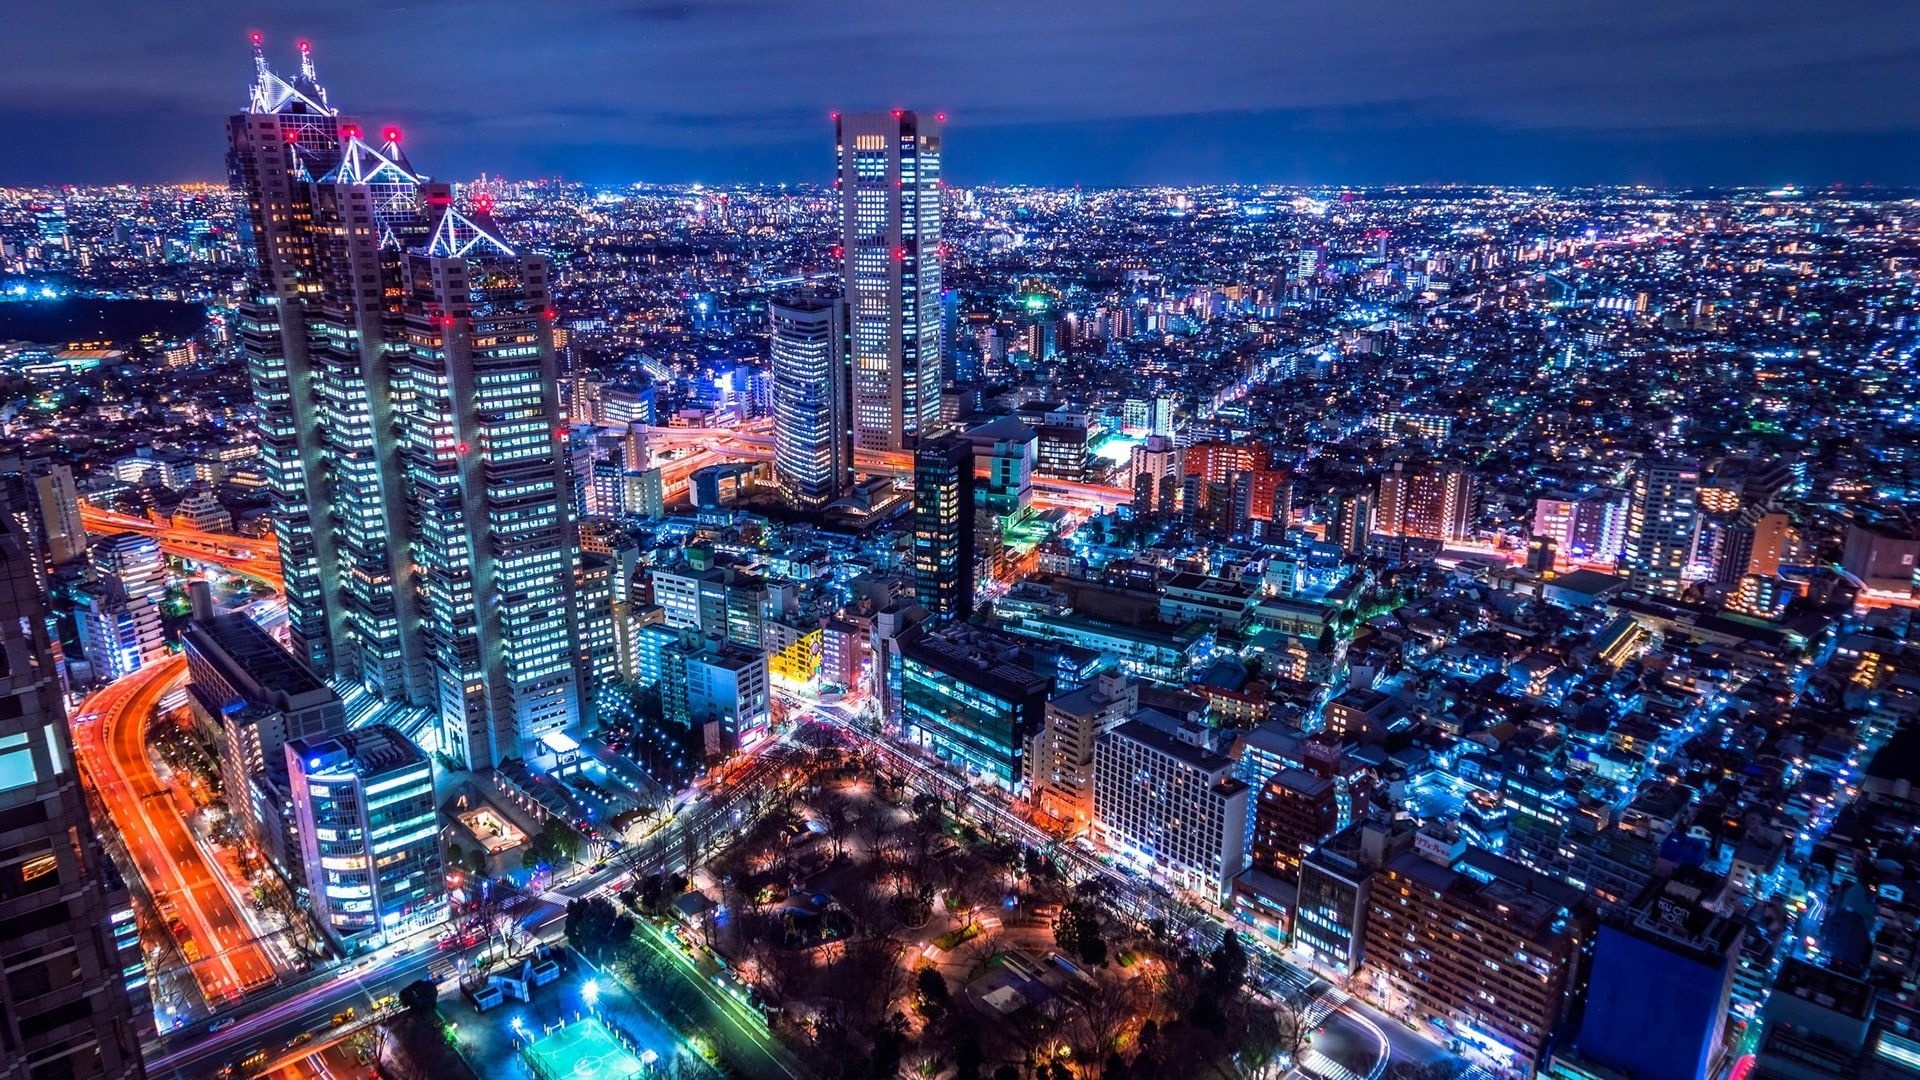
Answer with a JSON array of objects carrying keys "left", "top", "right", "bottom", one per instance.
[{"left": 0, "top": 23, "right": 1917, "bottom": 1080}]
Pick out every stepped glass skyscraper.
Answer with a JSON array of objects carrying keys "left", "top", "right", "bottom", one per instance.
[
  {"left": 228, "top": 39, "right": 580, "bottom": 770},
  {"left": 836, "top": 111, "right": 943, "bottom": 450}
]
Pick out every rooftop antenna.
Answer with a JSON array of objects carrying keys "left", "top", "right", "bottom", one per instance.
[
  {"left": 251, "top": 31, "right": 267, "bottom": 77},
  {"left": 297, "top": 38, "right": 316, "bottom": 81}
]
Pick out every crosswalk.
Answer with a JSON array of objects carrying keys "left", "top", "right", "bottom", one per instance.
[{"left": 1300, "top": 1048, "right": 1362, "bottom": 1080}]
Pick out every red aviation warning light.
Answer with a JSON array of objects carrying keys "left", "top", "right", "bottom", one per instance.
[
  {"left": 382, "top": 126, "right": 402, "bottom": 144},
  {"left": 472, "top": 192, "right": 494, "bottom": 215},
  {"left": 892, "top": 246, "right": 907, "bottom": 260},
  {"left": 455, "top": 442, "right": 469, "bottom": 454},
  {"left": 282, "top": 128, "right": 300, "bottom": 143},
  {"left": 250, "top": 31, "right": 264, "bottom": 47},
  {"left": 296, "top": 39, "right": 311, "bottom": 53},
  {"left": 541, "top": 307, "right": 558, "bottom": 321},
  {"left": 342, "top": 124, "right": 361, "bottom": 140},
  {"left": 936, "top": 112, "right": 948, "bottom": 123}
]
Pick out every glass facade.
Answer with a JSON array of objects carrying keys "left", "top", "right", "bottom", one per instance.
[{"left": 287, "top": 726, "right": 443, "bottom": 950}]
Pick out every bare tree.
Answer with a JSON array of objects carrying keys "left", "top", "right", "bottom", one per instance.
[{"left": 1070, "top": 976, "right": 1143, "bottom": 1060}]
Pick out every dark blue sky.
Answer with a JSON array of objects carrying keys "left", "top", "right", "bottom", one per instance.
[{"left": 3, "top": 0, "right": 1915, "bottom": 188}]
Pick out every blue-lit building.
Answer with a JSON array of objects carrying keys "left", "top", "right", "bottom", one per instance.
[
  {"left": 899, "top": 623, "right": 1053, "bottom": 790},
  {"left": 286, "top": 725, "right": 443, "bottom": 951},
  {"left": 1567, "top": 874, "right": 1743, "bottom": 1080},
  {"left": 770, "top": 292, "right": 851, "bottom": 509}
]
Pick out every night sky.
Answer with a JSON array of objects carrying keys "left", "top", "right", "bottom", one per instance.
[{"left": 3, "top": 0, "right": 1915, "bottom": 188}]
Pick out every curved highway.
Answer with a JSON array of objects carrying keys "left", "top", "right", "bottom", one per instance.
[{"left": 71, "top": 656, "right": 279, "bottom": 1006}]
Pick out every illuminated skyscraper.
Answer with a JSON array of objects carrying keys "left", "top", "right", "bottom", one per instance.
[
  {"left": 0, "top": 512, "right": 147, "bottom": 1079},
  {"left": 228, "top": 39, "right": 580, "bottom": 769},
  {"left": 769, "top": 293, "right": 851, "bottom": 509},
  {"left": 1623, "top": 459, "right": 1701, "bottom": 596},
  {"left": 913, "top": 433, "right": 975, "bottom": 621},
  {"left": 836, "top": 110, "right": 943, "bottom": 450},
  {"left": 1377, "top": 461, "right": 1476, "bottom": 543}
]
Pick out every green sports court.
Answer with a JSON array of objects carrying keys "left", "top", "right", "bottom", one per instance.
[{"left": 521, "top": 1017, "right": 650, "bottom": 1080}]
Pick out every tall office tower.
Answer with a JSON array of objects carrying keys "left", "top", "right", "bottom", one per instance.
[
  {"left": 1331, "top": 487, "right": 1375, "bottom": 556},
  {"left": 285, "top": 725, "right": 442, "bottom": 950},
  {"left": 1130, "top": 435, "right": 1181, "bottom": 520},
  {"left": 1623, "top": 459, "right": 1701, "bottom": 596},
  {"left": 769, "top": 293, "right": 851, "bottom": 509},
  {"left": 228, "top": 40, "right": 579, "bottom": 769},
  {"left": 24, "top": 462, "right": 87, "bottom": 568},
  {"left": 0, "top": 516, "right": 147, "bottom": 1080},
  {"left": 88, "top": 534, "right": 165, "bottom": 606},
  {"left": 1376, "top": 461, "right": 1476, "bottom": 542},
  {"left": 836, "top": 110, "right": 943, "bottom": 450},
  {"left": 912, "top": 434, "right": 976, "bottom": 622}
]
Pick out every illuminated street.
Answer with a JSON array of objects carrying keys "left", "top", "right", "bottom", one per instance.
[{"left": 70, "top": 657, "right": 280, "bottom": 1008}]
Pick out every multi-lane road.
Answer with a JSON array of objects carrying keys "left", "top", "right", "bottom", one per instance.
[
  {"left": 71, "top": 656, "right": 279, "bottom": 1010},
  {"left": 145, "top": 731, "right": 807, "bottom": 1078},
  {"left": 77, "top": 502, "right": 285, "bottom": 591}
]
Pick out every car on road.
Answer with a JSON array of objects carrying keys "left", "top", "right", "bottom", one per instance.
[
  {"left": 208, "top": 1017, "right": 237, "bottom": 1034},
  {"left": 329, "top": 1008, "right": 355, "bottom": 1027}
]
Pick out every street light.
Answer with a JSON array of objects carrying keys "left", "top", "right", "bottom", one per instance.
[{"left": 582, "top": 979, "right": 600, "bottom": 1006}]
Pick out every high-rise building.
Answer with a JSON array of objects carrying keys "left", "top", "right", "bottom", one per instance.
[
  {"left": 1294, "top": 820, "right": 1414, "bottom": 977},
  {"left": 681, "top": 641, "right": 772, "bottom": 756},
  {"left": 769, "top": 293, "right": 851, "bottom": 509},
  {"left": 1026, "top": 669, "right": 1138, "bottom": 831},
  {"left": 912, "top": 434, "right": 976, "bottom": 621},
  {"left": 1624, "top": 459, "right": 1701, "bottom": 596},
  {"left": 1364, "top": 845, "right": 1591, "bottom": 1072},
  {"left": 1331, "top": 487, "right": 1375, "bottom": 556},
  {"left": 1250, "top": 768, "right": 1339, "bottom": 883},
  {"left": 1130, "top": 435, "right": 1181, "bottom": 520},
  {"left": 649, "top": 561, "right": 766, "bottom": 649},
  {"left": 1092, "top": 720, "right": 1248, "bottom": 903},
  {"left": 836, "top": 110, "right": 943, "bottom": 450},
  {"left": 0, "top": 515, "right": 147, "bottom": 1080},
  {"left": 75, "top": 581, "right": 165, "bottom": 684},
  {"left": 1185, "top": 442, "right": 1290, "bottom": 521},
  {"left": 23, "top": 461, "right": 87, "bottom": 568},
  {"left": 88, "top": 534, "right": 164, "bottom": 607},
  {"left": 1377, "top": 461, "right": 1477, "bottom": 543},
  {"left": 228, "top": 39, "right": 580, "bottom": 769},
  {"left": 962, "top": 416, "right": 1036, "bottom": 523},
  {"left": 184, "top": 608, "right": 345, "bottom": 880},
  {"left": 285, "top": 725, "right": 443, "bottom": 950}
]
